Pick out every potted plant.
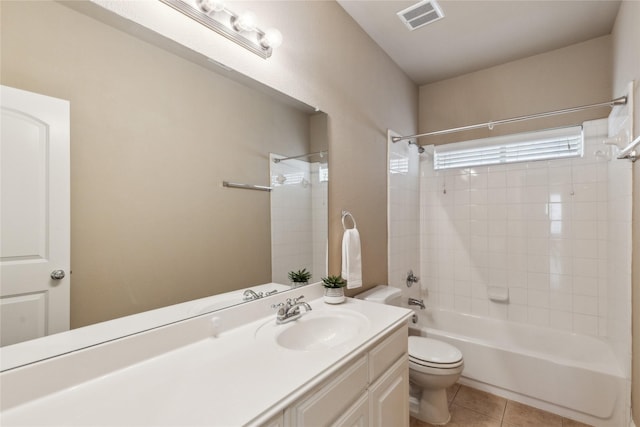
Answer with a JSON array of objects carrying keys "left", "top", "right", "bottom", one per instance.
[
  {"left": 288, "top": 268, "right": 312, "bottom": 287},
  {"left": 321, "top": 275, "right": 347, "bottom": 304}
]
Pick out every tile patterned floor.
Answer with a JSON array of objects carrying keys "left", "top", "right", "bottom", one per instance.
[{"left": 409, "top": 384, "right": 593, "bottom": 427}]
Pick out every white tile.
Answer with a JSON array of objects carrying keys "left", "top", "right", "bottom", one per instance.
[
  {"left": 527, "top": 272, "right": 550, "bottom": 290},
  {"left": 573, "top": 257, "right": 599, "bottom": 278},
  {"left": 573, "top": 313, "right": 598, "bottom": 335},
  {"left": 526, "top": 168, "right": 548, "bottom": 187},
  {"left": 527, "top": 186, "right": 550, "bottom": 203},
  {"left": 549, "top": 291, "right": 572, "bottom": 311},
  {"left": 487, "top": 171, "right": 507, "bottom": 188},
  {"left": 550, "top": 310, "right": 573, "bottom": 331},
  {"left": 506, "top": 169, "right": 526, "bottom": 187},
  {"left": 528, "top": 307, "right": 550, "bottom": 326},
  {"left": 454, "top": 189, "right": 470, "bottom": 206},
  {"left": 469, "top": 188, "right": 488, "bottom": 205},
  {"left": 488, "top": 301, "right": 508, "bottom": 320},
  {"left": 454, "top": 279, "right": 471, "bottom": 296},
  {"left": 528, "top": 289, "right": 549, "bottom": 308},
  {"left": 574, "top": 295, "right": 598, "bottom": 315},
  {"left": 507, "top": 269, "right": 528, "bottom": 288},
  {"left": 573, "top": 202, "right": 597, "bottom": 221},
  {"left": 527, "top": 255, "right": 550, "bottom": 274},
  {"left": 525, "top": 203, "right": 549, "bottom": 221},
  {"left": 549, "top": 274, "right": 573, "bottom": 293},
  {"left": 471, "top": 298, "right": 489, "bottom": 316},
  {"left": 527, "top": 238, "right": 550, "bottom": 256},
  {"left": 454, "top": 295, "right": 472, "bottom": 313},
  {"left": 508, "top": 304, "right": 528, "bottom": 323},
  {"left": 548, "top": 166, "right": 572, "bottom": 185},
  {"left": 549, "top": 256, "right": 572, "bottom": 275},
  {"left": 487, "top": 188, "right": 507, "bottom": 204},
  {"left": 572, "top": 239, "right": 599, "bottom": 259},
  {"left": 572, "top": 221, "right": 598, "bottom": 239},
  {"left": 509, "top": 287, "right": 528, "bottom": 304},
  {"left": 571, "top": 183, "right": 598, "bottom": 202}
]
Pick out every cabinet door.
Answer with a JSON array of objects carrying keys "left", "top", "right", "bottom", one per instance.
[
  {"left": 369, "top": 356, "right": 409, "bottom": 427},
  {"left": 332, "top": 393, "right": 369, "bottom": 427},
  {"left": 286, "top": 355, "right": 368, "bottom": 426}
]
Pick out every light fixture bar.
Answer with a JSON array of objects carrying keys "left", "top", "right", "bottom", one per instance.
[{"left": 159, "top": 0, "right": 275, "bottom": 59}]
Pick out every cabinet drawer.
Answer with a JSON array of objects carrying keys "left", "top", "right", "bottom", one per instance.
[
  {"left": 286, "top": 355, "right": 368, "bottom": 426},
  {"left": 368, "top": 324, "right": 408, "bottom": 383}
]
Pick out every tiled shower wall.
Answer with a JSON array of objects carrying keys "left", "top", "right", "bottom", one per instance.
[
  {"left": 416, "top": 119, "right": 631, "bottom": 341},
  {"left": 388, "top": 135, "right": 421, "bottom": 303}
]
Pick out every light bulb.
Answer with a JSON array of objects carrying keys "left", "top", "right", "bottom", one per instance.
[
  {"left": 233, "top": 11, "right": 257, "bottom": 32},
  {"left": 196, "top": 0, "right": 225, "bottom": 14},
  {"left": 260, "top": 28, "right": 283, "bottom": 49}
]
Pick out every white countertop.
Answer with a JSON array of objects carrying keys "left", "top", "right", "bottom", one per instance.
[{"left": 0, "top": 296, "right": 412, "bottom": 426}]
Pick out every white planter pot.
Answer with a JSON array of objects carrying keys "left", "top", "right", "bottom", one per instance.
[{"left": 323, "top": 287, "right": 345, "bottom": 304}]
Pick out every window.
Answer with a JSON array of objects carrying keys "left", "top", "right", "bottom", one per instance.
[{"left": 433, "top": 126, "right": 583, "bottom": 170}]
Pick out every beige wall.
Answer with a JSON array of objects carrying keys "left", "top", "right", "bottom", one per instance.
[
  {"left": 1, "top": 1, "right": 317, "bottom": 327},
  {"left": 612, "top": 2, "right": 640, "bottom": 423},
  {"left": 419, "top": 36, "right": 612, "bottom": 146}
]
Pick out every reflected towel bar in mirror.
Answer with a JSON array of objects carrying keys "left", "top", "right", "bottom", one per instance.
[{"left": 222, "top": 181, "right": 272, "bottom": 192}]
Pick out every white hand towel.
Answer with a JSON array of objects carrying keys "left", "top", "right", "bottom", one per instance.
[{"left": 342, "top": 228, "right": 362, "bottom": 289}]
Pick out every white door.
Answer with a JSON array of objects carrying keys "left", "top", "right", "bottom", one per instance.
[{"left": 0, "top": 85, "right": 70, "bottom": 346}]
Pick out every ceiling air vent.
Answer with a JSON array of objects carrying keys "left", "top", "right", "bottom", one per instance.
[{"left": 397, "top": 0, "right": 445, "bottom": 31}]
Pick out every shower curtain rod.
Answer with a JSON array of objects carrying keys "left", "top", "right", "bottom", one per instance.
[
  {"left": 273, "top": 150, "right": 327, "bottom": 163},
  {"left": 391, "top": 96, "right": 628, "bottom": 143}
]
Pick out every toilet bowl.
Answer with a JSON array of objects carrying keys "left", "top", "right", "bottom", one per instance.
[
  {"left": 408, "top": 336, "right": 463, "bottom": 424},
  {"left": 356, "top": 285, "right": 464, "bottom": 425}
]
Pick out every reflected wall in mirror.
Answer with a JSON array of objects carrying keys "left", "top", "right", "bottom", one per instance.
[{"left": 0, "top": 0, "right": 328, "bottom": 344}]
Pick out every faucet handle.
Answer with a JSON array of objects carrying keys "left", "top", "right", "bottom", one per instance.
[
  {"left": 293, "top": 295, "right": 305, "bottom": 303},
  {"left": 271, "top": 302, "right": 286, "bottom": 310}
]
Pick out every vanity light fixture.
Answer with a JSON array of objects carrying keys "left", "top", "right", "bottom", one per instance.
[{"left": 159, "top": 0, "right": 283, "bottom": 59}]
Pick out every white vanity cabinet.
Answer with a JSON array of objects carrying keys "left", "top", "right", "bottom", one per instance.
[{"left": 282, "top": 324, "right": 409, "bottom": 427}]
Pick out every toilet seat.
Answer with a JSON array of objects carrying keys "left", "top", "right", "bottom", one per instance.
[{"left": 408, "top": 337, "right": 463, "bottom": 369}]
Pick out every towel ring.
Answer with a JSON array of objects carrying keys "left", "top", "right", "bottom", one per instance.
[{"left": 342, "top": 210, "right": 357, "bottom": 230}]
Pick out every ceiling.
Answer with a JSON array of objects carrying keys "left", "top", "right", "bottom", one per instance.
[{"left": 337, "top": 0, "right": 622, "bottom": 86}]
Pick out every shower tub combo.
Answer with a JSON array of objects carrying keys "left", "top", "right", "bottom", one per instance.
[{"left": 411, "top": 308, "right": 627, "bottom": 427}]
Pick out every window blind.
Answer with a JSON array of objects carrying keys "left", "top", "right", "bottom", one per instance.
[{"left": 433, "top": 126, "right": 583, "bottom": 170}]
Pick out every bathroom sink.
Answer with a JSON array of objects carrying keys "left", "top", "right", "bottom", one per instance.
[{"left": 255, "top": 309, "right": 370, "bottom": 351}]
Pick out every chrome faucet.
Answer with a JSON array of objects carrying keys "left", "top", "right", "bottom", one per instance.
[
  {"left": 272, "top": 295, "right": 312, "bottom": 324},
  {"left": 408, "top": 297, "right": 425, "bottom": 309},
  {"left": 242, "top": 289, "right": 264, "bottom": 301}
]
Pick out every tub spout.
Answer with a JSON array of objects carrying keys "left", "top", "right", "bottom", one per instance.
[{"left": 408, "top": 297, "right": 425, "bottom": 309}]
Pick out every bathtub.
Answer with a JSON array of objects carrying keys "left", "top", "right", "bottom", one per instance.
[{"left": 411, "top": 308, "right": 628, "bottom": 427}]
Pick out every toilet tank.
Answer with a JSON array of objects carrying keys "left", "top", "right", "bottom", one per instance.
[{"left": 355, "top": 285, "right": 402, "bottom": 306}]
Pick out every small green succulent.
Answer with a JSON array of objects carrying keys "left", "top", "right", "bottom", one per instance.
[
  {"left": 321, "top": 275, "right": 347, "bottom": 288},
  {"left": 288, "top": 268, "right": 312, "bottom": 283}
]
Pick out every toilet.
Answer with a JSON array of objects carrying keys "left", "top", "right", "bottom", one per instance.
[{"left": 356, "top": 285, "right": 464, "bottom": 425}]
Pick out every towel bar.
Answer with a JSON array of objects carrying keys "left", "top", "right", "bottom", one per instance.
[{"left": 222, "top": 181, "right": 272, "bottom": 192}]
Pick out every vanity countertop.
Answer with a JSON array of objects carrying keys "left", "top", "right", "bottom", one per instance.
[{"left": 0, "top": 295, "right": 412, "bottom": 426}]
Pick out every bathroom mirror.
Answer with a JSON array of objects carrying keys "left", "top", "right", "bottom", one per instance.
[{"left": 0, "top": 1, "right": 327, "bottom": 357}]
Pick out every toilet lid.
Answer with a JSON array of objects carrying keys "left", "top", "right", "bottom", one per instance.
[{"left": 408, "top": 336, "right": 463, "bottom": 365}]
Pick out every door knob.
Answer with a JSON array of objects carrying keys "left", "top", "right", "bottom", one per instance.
[{"left": 51, "top": 269, "right": 65, "bottom": 280}]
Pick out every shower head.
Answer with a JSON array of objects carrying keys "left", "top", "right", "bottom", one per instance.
[{"left": 408, "top": 139, "right": 425, "bottom": 154}]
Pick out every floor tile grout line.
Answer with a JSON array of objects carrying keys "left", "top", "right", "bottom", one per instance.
[{"left": 500, "top": 398, "right": 509, "bottom": 422}]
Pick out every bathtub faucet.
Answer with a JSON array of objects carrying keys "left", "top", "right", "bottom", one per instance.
[
  {"left": 408, "top": 297, "right": 425, "bottom": 309},
  {"left": 242, "top": 289, "right": 264, "bottom": 301}
]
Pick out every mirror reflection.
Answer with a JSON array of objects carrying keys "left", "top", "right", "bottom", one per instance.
[{"left": 0, "top": 0, "right": 327, "bottom": 350}]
